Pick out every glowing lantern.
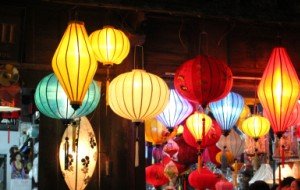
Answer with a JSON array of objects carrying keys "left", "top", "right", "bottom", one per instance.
[
  {"left": 242, "top": 115, "right": 270, "bottom": 141},
  {"left": 257, "top": 47, "right": 300, "bottom": 137},
  {"left": 236, "top": 105, "right": 251, "bottom": 130},
  {"left": 59, "top": 117, "right": 97, "bottom": 190},
  {"left": 108, "top": 69, "right": 169, "bottom": 122},
  {"left": 145, "top": 118, "right": 169, "bottom": 145},
  {"left": 215, "top": 150, "right": 234, "bottom": 165},
  {"left": 34, "top": 73, "right": 100, "bottom": 123},
  {"left": 146, "top": 163, "right": 169, "bottom": 188},
  {"left": 156, "top": 89, "right": 193, "bottom": 130},
  {"left": 249, "top": 164, "right": 273, "bottom": 184},
  {"left": 186, "top": 112, "right": 212, "bottom": 143},
  {"left": 89, "top": 26, "right": 130, "bottom": 65},
  {"left": 188, "top": 168, "right": 218, "bottom": 189},
  {"left": 210, "top": 92, "right": 244, "bottom": 135},
  {"left": 287, "top": 101, "right": 300, "bottom": 127},
  {"left": 174, "top": 55, "right": 233, "bottom": 108},
  {"left": 52, "top": 21, "right": 98, "bottom": 110}
]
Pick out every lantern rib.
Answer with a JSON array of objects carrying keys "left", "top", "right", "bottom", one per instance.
[
  {"left": 105, "top": 28, "right": 110, "bottom": 63},
  {"left": 143, "top": 75, "right": 160, "bottom": 120},
  {"left": 115, "top": 31, "right": 125, "bottom": 64},
  {"left": 137, "top": 71, "right": 144, "bottom": 119},
  {"left": 175, "top": 91, "right": 185, "bottom": 127},
  {"left": 123, "top": 73, "right": 136, "bottom": 120},
  {"left": 113, "top": 74, "right": 131, "bottom": 120},
  {"left": 75, "top": 24, "right": 81, "bottom": 103},
  {"left": 97, "top": 30, "right": 106, "bottom": 63},
  {"left": 65, "top": 23, "right": 75, "bottom": 101},
  {"left": 111, "top": 29, "right": 117, "bottom": 63},
  {"left": 44, "top": 76, "right": 57, "bottom": 118}
]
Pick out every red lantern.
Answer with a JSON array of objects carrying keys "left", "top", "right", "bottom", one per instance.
[
  {"left": 173, "top": 136, "right": 198, "bottom": 165},
  {"left": 215, "top": 179, "right": 234, "bottom": 190},
  {"left": 188, "top": 168, "right": 218, "bottom": 189},
  {"left": 146, "top": 163, "right": 169, "bottom": 188},
  {"left": 174, "top": 55, "right": 233, "bottom": 107},
  {"left": 183, "top": 120, "right": 222, "bottom": 148}
]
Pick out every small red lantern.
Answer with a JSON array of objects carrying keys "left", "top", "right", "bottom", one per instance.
[
  {"left": 174, "top": 55, "right": 233, "bottom": 107},
  {"left": 215, "top": 179, "right": 234, "bottom": 190},
  {"left": 188, "top": 168, "right": 218, "bottom": 189},
  {"left": 146, "top": 163, "right": 169, "bottom": 188},
  {"left": 173, "top": 136, "right": 198, "bottom": 165}
]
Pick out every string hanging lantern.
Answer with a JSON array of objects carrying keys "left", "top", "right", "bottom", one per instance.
[
  {"left": 34, "top": 73, "right": 100, "bottom": 124},
  {"left": 52, "top": 21, "right": 98, "bottom": 110},
  {"left": 257, "top": 47, "right": 300, "bottom": 138},
  {"left": 209, "top": 92, "right": 244, "bottom": 136},
  {"left": 156, "top": 89, "right": 193, "bottom": 131}
]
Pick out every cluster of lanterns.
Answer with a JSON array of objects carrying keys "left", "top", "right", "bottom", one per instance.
[{"left": 34, "top": 18, "right": 300, "bottom": 190}]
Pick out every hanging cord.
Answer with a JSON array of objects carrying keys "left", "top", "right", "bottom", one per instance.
[
  {"left": 105, "top": 66, "right": 111, "bottom": 115},
  {"left": 217, "top": 22, "right": 236, "bottom": 47},
  {"left": 133, "top": 45, "right": 144, "bottom": 70},
  {"left": 74, "top": 118, "right": 81, "bottom": 190},
  {"left": 134, "top": 122, "right": 141, "bottom": 167}
]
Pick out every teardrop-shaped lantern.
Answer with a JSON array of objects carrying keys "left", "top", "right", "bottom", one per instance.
[
  {"left": 52, "top": 21, "right": 98, "bottom": 110},
  {"left": 89, "top": 26, "right": 130, "bottom": 65},
  {"left": 145, "top": 118, "right": 169, "bottom": 145},
  {"left": 156, "top": 89, "right": 193, "bottom": 130},
  {"left": 209, "top": 92, "right": 244, "bottom": 135},
  {"left": 174, "top": 55, "right": 233, "bottom": 108},
  {"left": 186, "top": 112, "right": 212, "bottom": 143},
  {"left": 242, "top": 115, "right": 270, "bottom": 140},
  {"left": 108, "top": 69, "right": 170, "bottom": 122},
  {"left": 257, "top": 47, "right": 300, "bottom": 137},
  {"left": 59, "top": 117, "right": 97, "bottom": 190},
  {"left": 34, "top": 73, "right": 100, "bottom": 122}
]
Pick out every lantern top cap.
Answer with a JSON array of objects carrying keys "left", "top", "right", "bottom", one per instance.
[
  {"left": 68, "top": 21, "right": 84, "bottom": 25},
  {"left": 132, "top": 69, "right": 146, "bottom": 72},
  {"left": 103, "top": 25, "right": 115, "bottom": 29}
]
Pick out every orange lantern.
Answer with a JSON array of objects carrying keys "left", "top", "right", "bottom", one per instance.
[
  {"left": 257, "top": 47, "right": 300, "bottom": 138},
  {"left": 145, "top": 118, "right": 169, "bottom": 145}
]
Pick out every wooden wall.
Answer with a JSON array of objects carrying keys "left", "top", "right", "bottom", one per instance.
[{"left": 2, "top": 1, "right": 300, "bottom": 190}]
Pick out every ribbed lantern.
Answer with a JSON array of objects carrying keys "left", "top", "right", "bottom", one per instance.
[
  {"left": 257, "top": 47, "right": 300, "bottom": 138},
  {"left": 59, "top": 117, "right": 97, "bottom": 190},
  {"left": 174, "top": 55, "right": 233, "bottom": 108},
  {"left": 156, "top": 89, "right": 193, "bottom": 131},
  {"left": 242, "top": 115, "right": 270, "bottom": 141},
  {"left": 108, "top": 69, "right": 169, "bottom": 122},
  {"left": 52, "top": 21, "right": 98, "bottom": 110},
  {"left": 34, "top": 73, "right": 100, "bottom": 123},
  {"left": 89, "top": 26, "right": 130, "bottom": 65},
  {"left": 209, "top": 92, "right": 244, "bottom": 135},
  {"left": 145, "top": 118, "right": 169, "bottom": 146},
  {"left": 186, "top": 112, "right": 212, "bottom": 143}
]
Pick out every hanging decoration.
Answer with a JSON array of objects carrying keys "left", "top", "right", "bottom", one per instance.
[
  {"left": 188, "top": 168, "right": 218, "bottom": 190},
  {"left": 145, "top": 118, "right": 170, "bottom": 146},
  {"left": 52, "top": 21, "right": 98, "bottom": 110},
  {"left": 286, "top": 100, "right": 300, "bottom": 128},
  {"left": 215, "top": 150, "right": 234, "bottom": 165},
  {"left": 156, "top": 89, "right": 193, "bottom": 131},
  {"left": 209, "top": 92, "right": 244, "bottom": 136},
  {"left": 245, "top": 135, "right": 268, "bottom": 156},
  {"left": 242, "top": 115, "right": 270, "bottom": 141},
  {"left": 145, "top": 163, "right": 169, "bottom": 188},
  {"left": 215, "top": 179, "right": 234, "bottom": 190},
  {"left": 173, "top": 136, "right": 198, "bottom": 166},
  {"left": 249, "top": 163, "right": 273, "bottom": 184},
  {"left": 236, "top": 105, "right": 251, "bottom": 131},
  {"left": 59, "top": 117, "right": 97, "bottom": 190},
  {"left": 163, "top": 139, "right": 179, "bottom": 159},
  {"left": 174, "top": 55, "right": 233, "bottom": 108},
  {"left": 34, "top": 73, "right": 100, "bottom": 124},
  {"left": 257, "top": 47, "right": 300, "bottom": 138},
  {"left": 164, "top": 160, "right": 179, "bottom": 188}
]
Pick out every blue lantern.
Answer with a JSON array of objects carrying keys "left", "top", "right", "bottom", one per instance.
[
  {"left": 209, "top": 92, "right": 244, "bottom": 135},
  {"left": 34, "top": 73, "right": 100, "bottom": 123},
  {"left": 156, "top": 89, "right": 193, "bottom": 131}
]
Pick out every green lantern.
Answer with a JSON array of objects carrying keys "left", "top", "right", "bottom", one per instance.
[{"left": 34, "top": 73, "right": 100, "bottom": 123}]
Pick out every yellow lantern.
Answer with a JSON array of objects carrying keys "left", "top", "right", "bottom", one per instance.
[
  {"left": 242, "top": 115, "right": 270, "bottom": 140},
  {"left": 52, "top": 21, "right": 98, "bottom": 110},
  {"left": 215, "top": 150, "right": 234, "bottom": 165},
  {"left": 108, "top": 69, "right": 170, "bottom": 122},
  {"left": 145, "top": 118, "right": 169, "bottom": 145},
  {"left": 186, "top": 112, "right": 212, "bottom": 143},
  {"left": 236, "top": 105, "right": 251, "bottom": 130},
  {"left": 89, "top": 26, "right": 130, "bottom": 65},
  {"left": 59, "top": 117, "right": 97, "bottom": 190}
]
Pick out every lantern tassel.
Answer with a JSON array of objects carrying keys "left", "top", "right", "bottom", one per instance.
[
  {"left": 197, "top": 154, "right": 202, "bottom": 172},
  {"left": 7, "top": 125, "right": 10, "bottom": 144},
  {"left": 105, "top": 66, "right": 111, "bottom": 115},
  {"left": 233, "top": 160, "right": 238, "bottom": 187},
  {"left": 134, "top": 123, "right": 140, "bottom": 167},
  {"left": 64, "top": 137, "right": 69, "bottom": 170}
]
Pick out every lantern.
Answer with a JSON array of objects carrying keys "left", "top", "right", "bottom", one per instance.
[
  {"left": 185, "top": 112, "right": 212, "bottom": 143},
  {"left": 174, "top": 55, "right": 233, "bottom": 108},
  {"left": 89, "top": 26, "right": 130, "bottom": 65},
  {"left": 163, "top": 139, "right": 179, "bottom": 158},
  {"left": 59, "top": 117, "right": 97, "bottom": 190},
  {"left": 52, "top": 21, "right": 98, "bottom": 110},
  {"left": 164, "top": 161, "right": 179, "bottom": 187},
  {"left": 249, "top": 164, "right": 273, "bottom": 184},
  {"left": 242, "top": 115, "right": 270, "bottom": 141},
  {"left": 236, "top": 105, "right": 251, "bottom": 130},
  {"left": 215, "top": 180, "right": 234, "bottom": 190},
  {"left": 173, "top": 136, "right": 198, "bottom": 166},
  {"left": 209, "top": 92, "right": 244, "bottom": 135},
  {"left": 287, "top": 101, "right": 300, "bottom": 128},
  {"left": 108, "top": 69, "right": 169, "bottom": 122},
  {"left": 215, "top": 150, "right": 234, "bottom": 165},
  {"left": 145, "top": 118, "right": 169, "bottom": 145},
  {"left": 257, "top": 47, "right": 300, "bottom": 137},
  {"left": 156, "top": 89, "right": 193, "bottom": 131},
  {"left": 146, "top": 163, "right": 169, "bottom": 188},
  {"left": 188, "top": 168, "right": 218, "bottom": 189},
  {"left": 34, "top": 73, "right": 100, "bottom": 123}
]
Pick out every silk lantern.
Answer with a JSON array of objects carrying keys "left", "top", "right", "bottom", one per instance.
[
  {"left": 286, "top": 101, "right": 300, "bottom": 128},
  {"left": 210, "top": 92, "right": 244, "bottom": 135},
  {"left": 215, "top": 180, "right": 234, "bottom": 190},
  {"left": 52, "top": 21, "right": 97, "bottom": 110},
  {"left": 236, "top": 105, "right": 251, "bottom": 131},
  {"left": 174, "top": 55, "right": 233, "bottom": 108},
  {"left": 188, "top": 168, "right": 218, "bottom": 189},
  {"left": 146, "top": 163, "right": 169, "bottom": 188},
  {"left": 242, "top": 115, "right": 270, "bottom": 141},
  {"left": 59, "top": 117, "right": 97, "bottom": 190},
  {"left": 249, "top": 164, "right": 273, "bottom": 184},
  {"left": 89, "top": 26, "right": 130, "bottom": 65},
  {"left": 186, "top": 112, "right": 212, "bottom": 143},
  {"left": 258, "top": 47, "right": 300, "bottom": 138},
  {"left": 145, "top": 118, "right": 169, "bottom": 145},
  {"left": 34, "top": 73, "right": 100, "bottom": 123},
  {"left": 157, "top": 89, "right": 193, "bottom": 131}
]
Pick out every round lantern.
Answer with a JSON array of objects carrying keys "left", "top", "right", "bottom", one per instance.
[
  {"left": 59, "top": 117, "right": 97, "bottom": 190},
  {"left": 52, "top": 21, "right": 98, "bottom": 109},
  {"left": 209, "top": 92, "right": 244, "bottom": 135},
  {"left": 215, "top": 150, "right": 234, "bottom": 165},
  {"left": 34, "top": 73, "right": 100, "bottom": 122},
  {"left": 156, "top": 89, "right": 193, "bottom": 130},
  {"left": 188, "top": 168, "right": 218, "bottom": 189},
  {"left": 163, "top": 139, "right": 179, "bottom": 158},
  {"left": 258, "top": 47, "right": 300, "bottom": 137},
  {"left": 146, "top": 163, "right": 169, "bottom": 188},
  {"left": 242, "top": 115, "right": 270, "bottom": 140},
  {"left": 186, "top": 112, "right": 212, "bottom": 143},
  {"left": 89, "top": 26, "right": 130, "bottom": 65},
  {"left": 215, "top": 180, "right": 234, "bottom": 190},
  {"left": 108, "top": 69, "right": 169, "bottom": 122},
  {"left": 145, "top": 118, "right": 169, "bottom": 145},
  {"left": 236, "top": 105, "right": 251, "bottom": 130},
  {"left": 174, "top": 55, "right": 233, "bottom": 107}
]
